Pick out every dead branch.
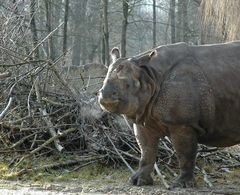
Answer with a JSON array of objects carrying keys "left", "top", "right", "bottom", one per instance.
[
  {"left": 26, "top": 22, "right": 64, "bottom": 60},
  {"left": 0, "top": 97, "right": 13, "bottom": 120},
  {"left": 15, "top": 128, "right": 77, "bottom": 167},
  {"left": 34, "top": 77, "right": 64, "bottom": 152},
  {"left": 50, "top": 66, "right": 80, "bottom": 102},
  {"left": 16, "top": 155, "right": 105, "bottom": 176},
  {"left": 104, "top": 131, "right": 135, "bottom": 174},
  {"left": 0, "top": 71, "right": 11, "bottom": 79},
  {"left": 154, "top": 163, "right": 170, "bottom": 189},
  {"left": 10, "top": 133, "right": 37, "bottom": 149},
  {"left": 201, "top": 167, "right": 213, "bottom": 187},
  {"left": 219, "top": 163, "right": 240, "bottom": 169}
]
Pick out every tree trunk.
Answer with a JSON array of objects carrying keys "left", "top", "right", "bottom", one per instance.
[
  {"left": 176, "top": 0, "right": 183, "bottom": 42},
  {"left": 170, "top": 0, "right": 176, "bottom": 43},
  {"left": 152, "top": 0, "right": 156, "bottom": 47},
  {"left": 71, "top": 1, "right": 81, "bottom": 66},
  {"left": 102, "top": 0, "right": 109, "bottom": 65},
  {"left": 62, "top": 0, "right": 69, "bottom": 55},
  {"left": 101, "top": 26, "right": 106, "bottom": 64},
  {"left": 71, "top": 0, "right": 88, "bottom": 66},
  {"left": 29, "top": 0, "right": 40, "bottom": 59},
  {"left": 52, "top": 0, "right": 61, "bottom": 58},
  {"left": 45, "top": 0, "right": 55, "bottom": 60},
  {"left": 182, "top": 0, "right": 188, "bottom": 42},
  {"left": 121, "top": 0, "right": 129, "bottom": 57}
]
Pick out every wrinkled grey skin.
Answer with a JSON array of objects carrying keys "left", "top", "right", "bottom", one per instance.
[{"left": 98, "top": 41, "right": 240, "bottom": 188}]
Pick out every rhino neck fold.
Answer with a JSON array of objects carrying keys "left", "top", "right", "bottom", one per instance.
[{"left": 133, "top": 66, "right": 162, "bottom": 125}]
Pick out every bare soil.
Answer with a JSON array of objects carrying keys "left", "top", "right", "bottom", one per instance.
[
  {"left": 1, "top": 170, "right": 240, "bottom": 195},
  {"left": 2, "top": 146, "right": 240, "bottom": 194}
]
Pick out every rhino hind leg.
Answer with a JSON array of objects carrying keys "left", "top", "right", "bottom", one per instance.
[
  {"left": 170, "top": 125, "right": 198, "bottom": 188},
  {"left": 131, "top": 124, "right": 159, "bottom": 186}
]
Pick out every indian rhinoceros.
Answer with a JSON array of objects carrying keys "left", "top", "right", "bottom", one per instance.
[{"left": 98, "top": 41, "right": 240, "bottom": 188}]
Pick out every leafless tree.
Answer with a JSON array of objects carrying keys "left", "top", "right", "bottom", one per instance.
[
  {"left": 62, "top": 0, "right": 69, "bottom": 55},
  {"left": 71, "top": 0, "right": 88, "bottom": 66},
  {"left": 102, "top": 0, "right": 110, "bottom": 65},
  {"left": 45, "top": 0, "right": 55, "bottom": 60},
  {"left": 152, "top": 0, "right": 156, "bottom": 47},
  {"left": 121, "top": 0, "right": 129, "bottom": 57},
  {"left": 170, "top": 0, "right": 176, "bottom": 43}
]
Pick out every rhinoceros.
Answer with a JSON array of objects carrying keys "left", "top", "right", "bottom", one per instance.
[{"left": 98, "top": 41, "right": 240, "bottom": 188}]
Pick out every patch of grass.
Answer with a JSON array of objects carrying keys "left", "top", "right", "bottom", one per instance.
[
  {"left": 0, "top": 162, "right": 18, "bottom": 180},
  {"left": 223, "top": 168, "right": 240, "bottom": 185},
  {"left": 0, "top": 155, "right": 131, "bottom": 185},
  {"left": 20, "top": 163, "right": 131, "bottom": 184}
]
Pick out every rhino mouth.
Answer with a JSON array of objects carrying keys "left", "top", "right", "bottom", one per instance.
[{"left": 98, "top": 97, "right": 120, "bottom": 112}]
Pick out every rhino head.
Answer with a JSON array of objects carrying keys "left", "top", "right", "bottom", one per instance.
[{"left": 98, "top": 47, "right": 158, "bottom": 123}]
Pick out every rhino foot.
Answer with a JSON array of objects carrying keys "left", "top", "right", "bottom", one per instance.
[
  {"left": 130, "top": 172, "right": 153, "bottom": 186},
  {"left": 171, "top": 175, "right": 196, "bottom": 188}
]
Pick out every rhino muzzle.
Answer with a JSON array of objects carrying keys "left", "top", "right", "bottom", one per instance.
[{"left": 98, "top": 87, "right": 120, "bottom": 111}]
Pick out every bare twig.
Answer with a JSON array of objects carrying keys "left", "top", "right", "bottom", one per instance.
[
  {"left": 16, "top": 155, "right": 104, "bottom": 176},
  {"left": 14, "top": 128, "right": 77, "bottom": 167},
  {"left": 34, "top": 77, "right": 64, "bottom": 152},
  {"left": 201, "top": 168, "right": 213, "bottom": 187},
  {"left": 10, "top": 133, "right": 37, "bottom": 149},
  {"left": 154, "top": 163, "right": 170, "bottom": 189},
  {"left": 0, "top": 97, "right": 13, "bottom": 120},
  {"left": 0, "top": 71, "right": 11, "bottom": 79},
  {"left": 25, "top": 22, "right": 64, "bottom": 60},
  {"left": 104, "top": 131, "right": 135, "bottom": 174}
]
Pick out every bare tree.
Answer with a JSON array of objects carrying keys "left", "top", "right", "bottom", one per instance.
[
  {"left": 62, "top": 0, "right": 69, "bottom": 55},
  {"left": 182, "top": 0, "right": 188, "bottom": 42},
  {"left": 152, "top": 0, "right": 156, "bottom": 47},
  {"left": 71, "top": 1, "right": 82, "bottom": 66},
  {"left": 121, "top": 0, "right": 129, "bottom": 57},
  {"left": 176, "top": 1, "right": 183, "bottom": 42},
  {"left": 170, "top": 0, "right": 176, "bottom": 43},
  {"left": 45, "top": 0, "right": 55, "bottom": 60},
  {"left": 176, "top": 0, "right": 188, "bottom": 42},
  {"left": 71, "top": 0, "right": 88, "bottom": 66},
  {"left": 29, "top": 0, "right": 40, "bottom": 59},
  {"left": 102, "top": 0, "right": 110, "bottom": 65}
]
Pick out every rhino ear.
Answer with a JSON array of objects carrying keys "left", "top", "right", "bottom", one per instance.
[
  {"left": 149, "top": 49, "right": 157, "bottom": 58},
  {"left": 110, "top": 47, "right": 120, "bottom": 62},
  {"left": 132, "top": 49, "right": 157, "bottom": 66}
]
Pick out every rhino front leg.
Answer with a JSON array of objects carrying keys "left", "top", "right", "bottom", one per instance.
[
  {"left": 131, "top": 124, "right": 159, "bottom": 186},
  {"left": 170, "top": 125, "right": 198, "bottom": 188}
]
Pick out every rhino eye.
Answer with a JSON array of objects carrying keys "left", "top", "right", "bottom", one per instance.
[
  {"left": 116, "top": 64, "right": 124, "bottom": 72},
  {"left": 125, "top": 83, "right": 130, "bottom": 89}
]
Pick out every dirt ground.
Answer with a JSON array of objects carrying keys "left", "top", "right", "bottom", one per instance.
[
  {"left": 1, "top": 146, "right": 240, "bottom": 195},
  {"left": 0, "top": 179, "right": 231, "bottom": 195},
  {"left": 1, "top": 172, "right": 240, "bottom": 195}
]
